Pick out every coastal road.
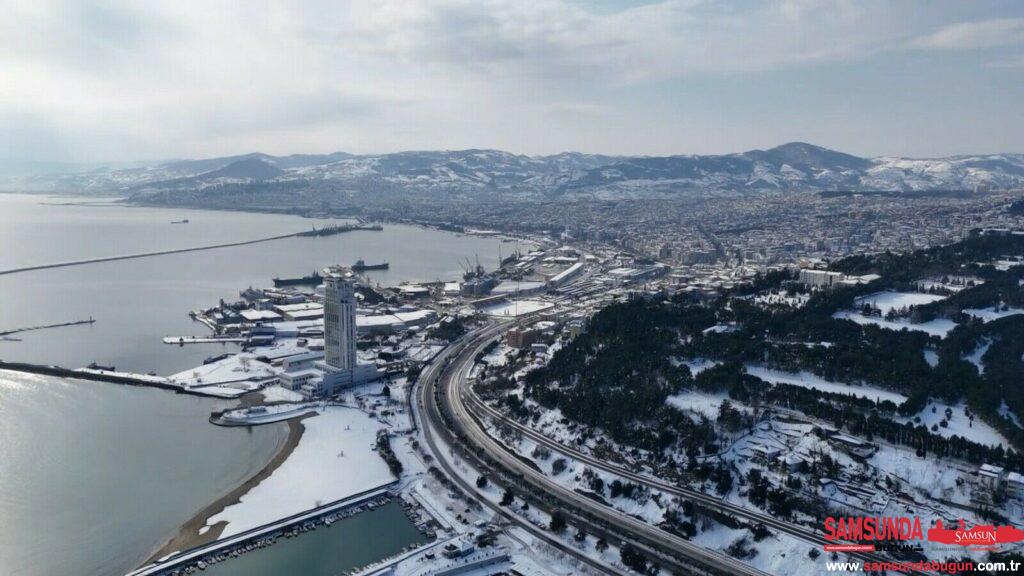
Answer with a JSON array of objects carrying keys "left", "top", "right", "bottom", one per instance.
[
  {"left": 421, "top": 322, "right": 771, "bottom": 576},
  {"left": 413, "top": 322, "right": 625, "bottom": 576}
]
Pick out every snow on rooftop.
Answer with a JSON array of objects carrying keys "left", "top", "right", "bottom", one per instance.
[{"left": 480, "top": 299, "right": 553, "bottom": 318}]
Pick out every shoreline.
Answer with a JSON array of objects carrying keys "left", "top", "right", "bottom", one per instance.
[{"left": 143, "top": 414, "right": 311, "bottom": 564}]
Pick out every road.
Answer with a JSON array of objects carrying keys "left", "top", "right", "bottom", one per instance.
[
  {"left": 419, "top": 321, "right": 771, "bottom": 576},
  {"left": 413, "top": 322, "right": 625, "bottom": 576},
  {"left": 447, "top": 322, "right": 917, "bottom": 574}
]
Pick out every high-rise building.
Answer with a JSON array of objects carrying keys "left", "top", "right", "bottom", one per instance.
[
  {"left": 310, "top": 270, "right": 381, "bottom": 398},
  {"left": 324, "top": 272, "right": 357, "bottom": 370}
]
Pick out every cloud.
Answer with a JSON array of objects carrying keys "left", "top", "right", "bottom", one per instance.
[
  {"left": 0, "top": 1, "right": 1021, "bottom": 161},
  {"left": 908, "top": 17, "right": 1024, "bottom": 51}
]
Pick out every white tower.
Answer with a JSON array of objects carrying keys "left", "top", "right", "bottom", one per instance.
[{"left": 324, "top": 272, "right": 357, "bottom": 370}]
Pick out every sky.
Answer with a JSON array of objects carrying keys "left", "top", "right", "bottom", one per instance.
[{"left": 1, "top": 0, "right": 1023, "bottom": 167}]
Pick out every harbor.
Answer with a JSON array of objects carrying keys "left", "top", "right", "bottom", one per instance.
[{"left": 0, "top": 194, "right": 522, "bottom": 576}]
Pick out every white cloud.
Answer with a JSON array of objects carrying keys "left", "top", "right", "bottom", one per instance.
[
  {"left": 0, "top": 1, "right": 1020, "bottom": 161},
  {"left": 908, "top": 17, "right": 1024, "bottom": 50}
]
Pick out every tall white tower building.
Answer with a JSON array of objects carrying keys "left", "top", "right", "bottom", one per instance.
[
  {"left": 313, "top": 269, "right": 381, "bottom": 398},
  {"left": 324, "top": 272, "right": 357, "bottom": 370}
]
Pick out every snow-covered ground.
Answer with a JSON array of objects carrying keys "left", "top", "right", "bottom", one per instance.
[
  {"left": 923, "top": 348, "right": 939, "bottom": 368},
  {"left": 833, "top": 310, "right": 957, "bottom": 337},
  {"left": 897, "top": 399, "right": 1009, "bottom": 448},
  {"left": 963, "top": 306, "right": 1024, "bottom": 322},
  {"left": 672, "top": 357, "right": 720, "bottom": 376},
  {"left": 666, "top": 390, "right": 733, "bottom": 419},
  {"left": 854, "top": 291, "right": 947, "bottom": 314},
  {"left": 745, "top": 364, "right": 908, "bottom": 404},
  {"left": 963, "top": 339, "right": 990, "bottom": 374},
  {"left": 206, "top": 405, "right": 393, "bottom": 537},
  {"left": 480, "top": 300, "right": 554, "bottom": 318},
  {"left": 167, "top": 353, "right": 276, "bottom": 390},
  {"left": 260, "top": 385, "right": 304, "bottom": 403},
  {"left": 833, "top": 290, "right": 956, "bottom": 337}
]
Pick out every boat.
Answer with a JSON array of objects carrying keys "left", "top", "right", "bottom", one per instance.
[
  {"left": 352, "top": 259, "right": 389, "bottom": 271},
  {"left": 170, "top": 218, "right": 189, "bottom": 224},
  {"left": 272, "top": 271, "right": 323, "bottom": 287}
]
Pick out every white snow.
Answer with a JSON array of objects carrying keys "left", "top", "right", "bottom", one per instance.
[
  {"left": 666, "top": 390, "right": 731, "bottom": 419},
  {"left": 853, "top": 291, "right": 946, "bottom": 314},
  {"left": 963, "top": 306, "right": 1024, "bottom": 322},
  {"left": 963, "top": 340, "right": 990, "bottom": 374},
  {"left": 480, "top": 300, "right": 554, "bottom": 318},
  {"left": 206, "top": 405, "right": 393, "bottom": 537},
  {"left": 745, "top": 364, "right": 908, "bottom": 404},
  {"left": 923, "top": 348, "right": 939, "bottom": 368},
  {"left": 897, "top": 400, "right": 1009, "bottom": 448},
  {"left": 260, "top": 385, "right": 305, "bottom": 403},
  {"left": 833, "top": 310, "right": 957, "bottom": 337}
]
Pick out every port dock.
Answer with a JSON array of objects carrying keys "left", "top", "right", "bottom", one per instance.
[{"left": 127, "top": 483, "right": 398, "bottom": 576}]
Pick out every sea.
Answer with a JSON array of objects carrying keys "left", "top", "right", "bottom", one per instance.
[{"left": 0, "top": 193, "right": 512, "bottom": 575}]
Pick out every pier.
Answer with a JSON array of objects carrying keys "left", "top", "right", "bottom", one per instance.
[
  {"left": 127, "top": 483, "right": 398, "bottom": 576},
  {"left": 162, "top": 336, "right": 246, "bottom": 345},
  {"left": 0, "top": 318, "right": 96, "bottom": 337},
  {"left": 0, "top": 232, "right": 300, "bottom": 276}
]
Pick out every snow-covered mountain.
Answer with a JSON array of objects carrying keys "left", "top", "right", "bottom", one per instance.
[{"left": 13, "top": 143, "right": 1024, "bottom": 197}]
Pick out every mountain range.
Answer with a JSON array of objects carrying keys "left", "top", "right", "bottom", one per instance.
[{"left": 10, "top": 143, "right": 1024, "bottom": 198}]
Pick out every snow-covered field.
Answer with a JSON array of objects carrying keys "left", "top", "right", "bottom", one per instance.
[
  {"left": 854, "top": 291, "right": 946, "bottom": 314},
  {"left": 833, "top": 291, "right": 956, "bottom": 337},
  {"left": 666, "top": 390, "right": 733, "bottom": 419},
  {"left": 480, "top": 300, "right": 554, "bottom": 318},
  {"left": 745, "top": 365, "right": 908, "bottom": 404},
  {"left": 963, "top": 306, "right": 1024, "bottom": 322},
  {"left": 897, "top": 399, "right": 1008, "bottom": 448},
  {"left": 206, "top": 405, "right": 393, "bottom": 537},
  {"left": 963, "top": 340, "right": 990, "bottom": 374},
  {"left": 833, "top": 310, "right": 957, "bottom": 337}
]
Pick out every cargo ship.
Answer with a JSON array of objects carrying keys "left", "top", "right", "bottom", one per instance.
[
  {"left": 272, "top": 270, "right": 323, "bottom": 287},
  {"left": 352, "top": 259, "right": 389, "bottom": 271}
]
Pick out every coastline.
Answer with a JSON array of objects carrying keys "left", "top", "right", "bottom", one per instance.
[{"left": 143, "top": 415, "right": 310, "bottom": 565}]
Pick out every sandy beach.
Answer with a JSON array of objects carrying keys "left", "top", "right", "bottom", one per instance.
[{"left": 143, "top": 415, "right": 310, "bottom": 564}]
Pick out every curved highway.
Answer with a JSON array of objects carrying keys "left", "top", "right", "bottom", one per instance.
[
  {"left": 413, "top": 321, "right": 625, "bottom": 575},
  {"left": 449, "top": 323, "right": 912, "bottom": 573},
  {"left": 421, "top": 322, "right": 772, "bottom": 576}
]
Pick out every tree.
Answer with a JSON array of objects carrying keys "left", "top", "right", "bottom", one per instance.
[
  {"left": 475, "top": 475, "right": 488, "bottom": 489},
  {"left": 549, "top": 511, "right": 567, "bottom": 533},
  {"left": 500, "top": 489, "right": 514, "bottom": 506},
  {"left": 620, "top": 543, "right": 648, "bottom": 573},
  {"left": 595, "top": 537, "right": 608, "bottom": 552}
]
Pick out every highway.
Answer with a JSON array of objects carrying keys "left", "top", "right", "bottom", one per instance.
[
  {"left": 413, "top": 321, "right": 625, "bottom": 576},
  {"left": 444, "top": 322, "right": 915, "bottom": 574},
  {"left": 418, "top": 321, "right": 772, "bottom": 576}
]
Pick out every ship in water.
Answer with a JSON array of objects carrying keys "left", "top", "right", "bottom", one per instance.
[
  {"left": 170, "top": 218, "right": 189, "bottom": 224},
  {"left": 352, "top": 259, "right": 389, "bottom": 271},
  {"left": 272, "top": 270, "right": 323, "bottom": 287}
]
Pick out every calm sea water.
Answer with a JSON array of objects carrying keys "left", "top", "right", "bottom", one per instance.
[
  {"left": 0, "top": 370, "right": 289, "bottom": 576},
  {"left": 201, "top": 501, "right": 425, "bottom": 576},
  {"left": 0, "top": 193, "right": 510, "bottom": 575},
  {"left": 0, "top": 193, "right": 516, "bottom": 374}
]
